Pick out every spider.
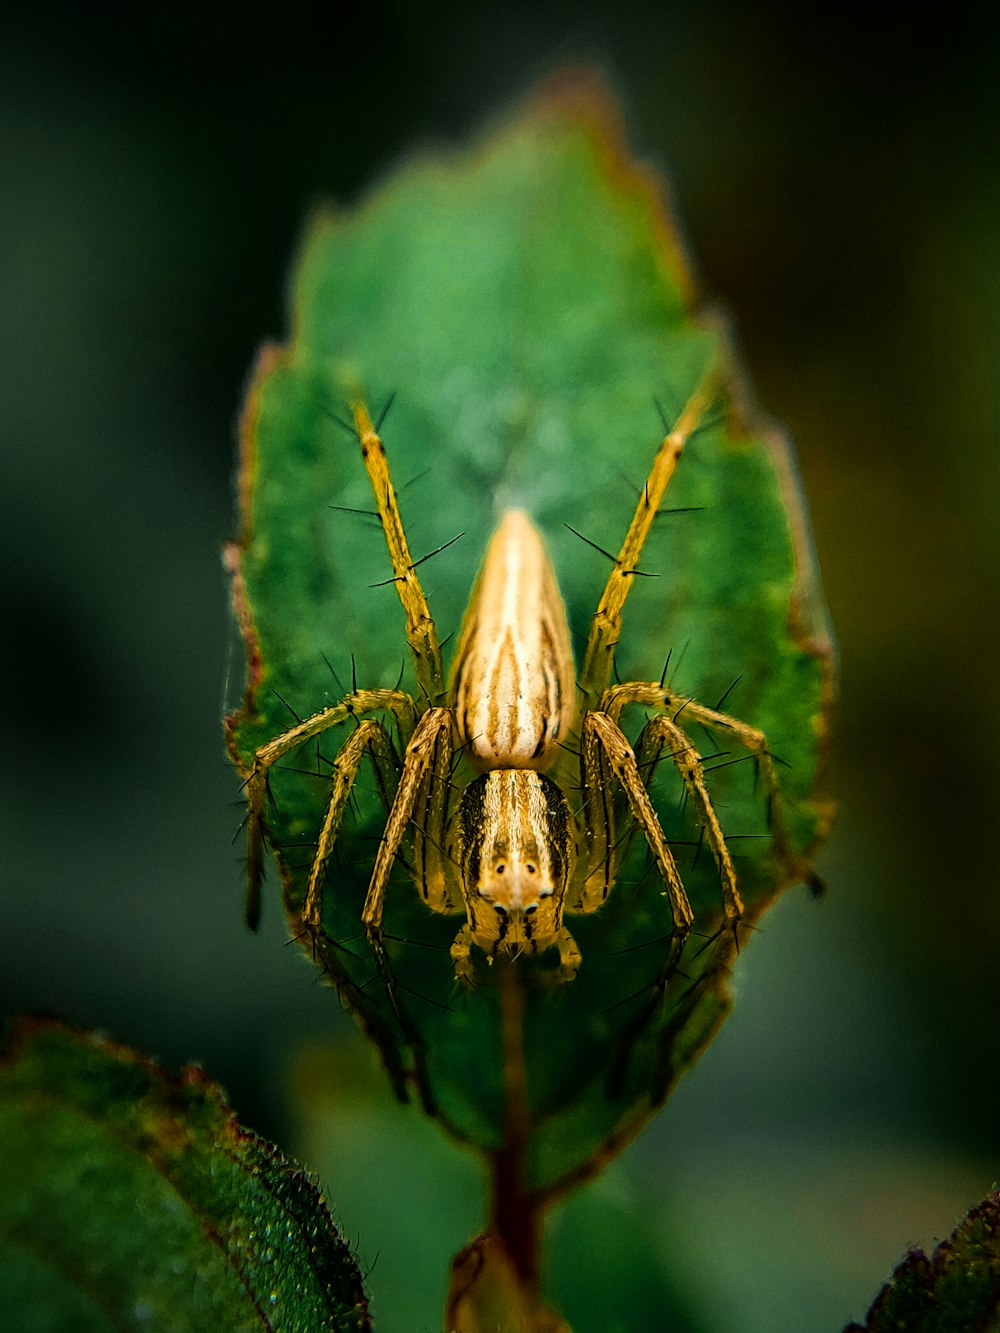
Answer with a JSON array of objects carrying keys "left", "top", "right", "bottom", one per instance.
[{"left": 243, "top": 377, "right": 786, "bottom": 985}]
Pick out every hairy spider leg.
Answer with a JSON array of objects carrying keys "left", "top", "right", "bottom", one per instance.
[
  {"left": 577, "top": 369, "right": 718, "bottom": 705},
  {"left": 251, "top": 399, "right": 456, "bottom": 937},
  {"left": 602, "top": 681, "right": 788, "bottom": 871},
  {"left": 574, "top": 711, "right": 694, "bottom": 938},
  {"left": 348, "top": 404, "right": 468, "bottom": 979},
  {"left": 245, "top": 687, "right": 416, "bottom": 927},
  {"left": 632, "top": 711, "right": 742, "bottom": 922},
  {"left": 558, "top": 370, "right": 719, "bottom": 960},
  {"left": 410, "top": 704, "right": 463, "bottom": 915},
  {"left": 353, "top": 402, "right": 446, "bottom": 707},
  {"left": 302, "top": 718, "right": 402, "bottom": 931},
  {"left": 361, "top": 708, "right": 455, "bottom": 996},
  {"left": 597, "top": 684, "right": 773, "bottom": 1095}
]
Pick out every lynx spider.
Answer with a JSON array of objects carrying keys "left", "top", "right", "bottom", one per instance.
[{"left": 244, "top": 376, "right": 787, "bottom": 985}]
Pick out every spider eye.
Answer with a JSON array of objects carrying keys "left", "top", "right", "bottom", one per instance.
[
  {"left": 495, "top": 863, "right": 506, "bottom": 875},
  {"left": 524, "top": 904, "right": 538, "bottom": 915},
  {"left": 493, "top": 903, "right": 508, "bottom": 916},
  {"left": 526, "top": 863, "right": 536, "bottom": 874}
]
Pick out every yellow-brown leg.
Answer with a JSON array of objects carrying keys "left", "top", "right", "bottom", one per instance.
[
  {"left": 410, "top": 703, "right": 463, "bottom": 916},
  {"left": 633, "top": 711, "right": 743, "bottom": 924},
  {"left": 601, "top": 680, "right": 788, "bottom": 864},
  {"left": 573, "top": 711, "right": 695, "bottom": 938},
  {"left": 361, "top": 707, "right": 456, "bottom": 977},
  {"left": 245, "top": 687, "right": 416, "bottom": 928},
  {"left": 577, "top": 370, "right": 718, "bottom": 705},
  {"left": 302, "top": 718, "right": 401, "bottom": 933},
  {"left": 573, "top": 704, "right": 618, "bottom": 911},
  {"left": 353, "top": 402, "right": 446, "bottom": 707}
]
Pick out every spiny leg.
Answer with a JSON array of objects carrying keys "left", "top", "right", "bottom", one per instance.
[
  {"left": 633, "top": 712, "right": 743, "bottom": 925},
  {"left": 572, "top": 711, "right": 619, "bottom": 912},
  {"left": 245, "top": 687, "right": 416, "bottom": 928},
  {"left": 576, "top": 711, "right": 694, "bottom": 943},
  {"left": 598, "top": 685, "right": 766, "bottom": 1093},
  {"left": 410, "top": 704, "right": 462, "bottom": 917},
  {"left": 585, "top": 703, "right": 738, "bottom": 1095},
  {"left": 578, "top": 370, "right": 718, "bottom": 705},
  {"left": 601, "top": 680, "right": 789, "bottom": 863},
  {"left": 361, "top": 708, "right": 455, "bottom": 996},
  {"left": 353, "top": 402, "right": 446, "bottom": 707},
  {"left": 328, "top": 707, "right": 453, "bottom": 1114},
  {"left": 302, "top": 718, "right": 401, "bottom": 934}
]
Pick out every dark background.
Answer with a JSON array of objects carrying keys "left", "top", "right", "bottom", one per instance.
[{"left": 3, "top": 4, "right": 998, "bottom": 1329}]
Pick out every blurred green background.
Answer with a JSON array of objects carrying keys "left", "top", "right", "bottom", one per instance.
[{"left": 2, "top": 4, "right": 997, "bottom": 1330}]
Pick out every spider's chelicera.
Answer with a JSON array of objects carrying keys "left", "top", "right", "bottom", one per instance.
[{"left": 245, "top": 382, "right": 786, "bottom": 985}]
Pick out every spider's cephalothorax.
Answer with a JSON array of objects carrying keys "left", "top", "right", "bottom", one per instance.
[
  {"left": 244, "top": 388, "right": 788, "bottom": 985},
  {"left": 453, "top": 769, "right": 576, "bottom": 967}
]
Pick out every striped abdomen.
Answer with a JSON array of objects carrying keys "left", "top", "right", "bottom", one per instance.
[{"left": 451, "top": 509, "right": 575, "bottom": 771}]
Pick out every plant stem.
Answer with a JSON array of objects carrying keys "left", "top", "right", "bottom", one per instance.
[
  {"left": 446, "top": 965, "right": 573, "bottom": 1332},
  {"left": 490, "top": 961, "right": 541, "bottom": 1288}
]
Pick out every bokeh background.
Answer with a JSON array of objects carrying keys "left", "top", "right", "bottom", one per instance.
[{"left": 2, "top": 5, "right": 997, "bottom": 1330}]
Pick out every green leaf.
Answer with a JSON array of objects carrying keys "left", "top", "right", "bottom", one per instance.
[
  {"left": 226, "top": 73, "right": 833, "bottom": 1196},
  {"left": 0, "top": 1016, "right": 371, "bottom": 1333},
  {"left": 846, "top": 1191, "right": 1000, "bottom": 1331}
]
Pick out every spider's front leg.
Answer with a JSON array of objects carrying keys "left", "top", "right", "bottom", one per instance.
[
  {"left": 244, "top": 687, "right": 416, "bottom": 928},
  {"left": 301, "top": 717, "right": 401, "bottom": 935},
  {"left": 630, "top": 707, "right": 743, "bottom": 927},
  {"left": 361, "top": 707, "right": 456, "bottom": 987},
  {"left": 572, "top": 710, "right": 695, "bottom": 948},
  {"left": 603, "top": 679, "right": 789, "bottom": 878}
]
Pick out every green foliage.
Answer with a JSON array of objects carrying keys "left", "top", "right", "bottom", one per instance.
[
  {"left": 225, "top": 76, "right": 833, "bottom": 1195},
  {"left": 846, "top": 1192, "right": 1000, "bottom": 1331},
  {"left": 0, "top": 1017, "right": 370, "bottom": 1332},
  {"left": 289, "top": 1034, "right": 700, "bottom": 1330}
]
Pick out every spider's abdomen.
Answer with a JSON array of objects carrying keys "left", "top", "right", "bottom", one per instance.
[{"left": 451, "top": 509, "right": 575, "bottom": 771}]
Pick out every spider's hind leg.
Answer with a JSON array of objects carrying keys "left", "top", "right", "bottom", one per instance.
[
  {"left": 352, "top": 402, "right": 447, "bottom": 709},
  {"left": 577, "top": 372, "right": 718, "bottom": 705}
]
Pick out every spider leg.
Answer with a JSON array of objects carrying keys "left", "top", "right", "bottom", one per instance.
[
  {"left": 353, "top": 402, "right": 446, "bottom": 708},
  {"left": 410, "top": 705, "right": 462, "bottom": 916},
  {"left": 361, "top": 708, "right": 454, "bottom": 990},
  {"left": 570, "top": 712, "right": 618, "bottom": 912},
  {"left": 578, "top": 371, "right": 718, "bottom": 706},
  {"left": 302, "top": 719, "right": 401, "bottom": 933},
  {"left": 633, "top": 712, "right": 743, "bottom": 924},
  {"left": 602, "top": 681, "right": 789, "bottom": 865},
  {"left": 574, "top": 711, "right": 695, "bottom": 941},
  {"left": 245, "top": 687, "right": 416, "bottom": 928}
]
